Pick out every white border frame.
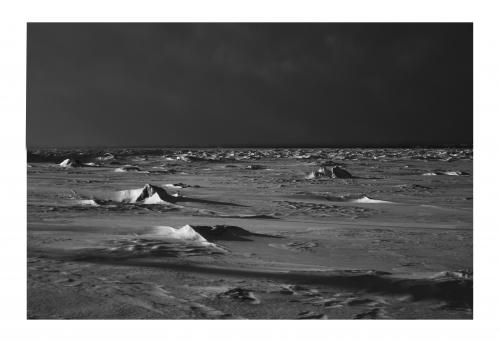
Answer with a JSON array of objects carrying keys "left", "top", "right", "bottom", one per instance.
[{"left": 2, "top": 1, "right": 499, "bottom": 341}]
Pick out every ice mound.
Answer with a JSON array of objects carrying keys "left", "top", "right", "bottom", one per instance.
[
  {"left": 151, "top": 225, "right": 209, "bottom": 244},
  {"left": 348, "top": 196, "right": 393, "bottom": 204},
  {"left": 78, "top": 199, "right": 100, "bottom": 206},
  {"left": 331, "top": 167, "right": 352, "bottom": 178},
  {"left": 59, "top": 158, "right": 82, "bottom": 168},
  {"left": 114, "top": 165, "right": 141, "bottom": 172},
  {"left": 146, "top": 224, "right": 274, "bottom": 247},
  {"left": 105, "top": 225, "right": 226, "bottom": 257},
  {"left": 143, "top": 193, "right": 169, "bottom": 204},
  {"left": 443, "top": 171, "right": 469, "bottom": 176},
  {"left": 306, "top": 166, "right": 352, "bottom": 179},
  {"left": 115, "top": 184, "right": 177, "bottom": 204},
  {"left": 189, "top": 225, "right": 277, "bottom": 241}
]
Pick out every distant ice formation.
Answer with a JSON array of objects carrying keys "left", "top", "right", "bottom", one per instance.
[
  {"left": 27, "top": 147, "right": 473, "bottom": 165},
  {"left": 59, "top": 159, "right": 101, "bottom": 168},
  {"left": 59, "top": 158, "right": 82, "bottom": 167},
  {"left": 306, "top": 166, "right": 353, "bottom": 179},
  {"left": 177, "top": 154, "right": 207, "bottom": 162},
  {"left": 96, "top": 152, "right": 115, "bottom": 161},
  {"left": 114, "top": 165, "right": 141, "bottom": 172},
  {"left": 164, "top": 183, "right": 199, "bottom": 189},
  {"left": 431, "top": 269, "right": 472, "bottom": 280}
]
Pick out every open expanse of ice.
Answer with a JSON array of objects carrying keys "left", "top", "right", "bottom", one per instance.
[{"left": 27, "top": 147, "right": 472, "bottom": 319}]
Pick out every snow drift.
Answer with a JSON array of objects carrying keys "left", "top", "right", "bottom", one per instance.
[{"left": 423, "top": 170, "right": 469, "bottom": 176}]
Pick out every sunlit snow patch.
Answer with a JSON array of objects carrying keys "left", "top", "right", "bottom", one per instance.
[
  {"left": 151, "top": 225, "right": 209, "bottom": 244},
  {"left": 148, "top": 225, "right": 225, "bottom": 251},
  {"left": 78, "top": 199, "right": 100, "bottom": 206},
  {"left": 349, "top": 196, "right": 393, "bottom": 204},
  {"left": 423, "top": 170, "right": 469, "bottom": 176}
]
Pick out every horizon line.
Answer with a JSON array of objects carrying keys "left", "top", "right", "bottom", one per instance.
[{"left": 27, "top": 143, "right": 473, "bottom": 150}]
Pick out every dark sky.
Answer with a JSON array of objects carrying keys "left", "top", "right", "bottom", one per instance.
[{"left": 27, "top": 23, "right": 472, "bottom": 148}]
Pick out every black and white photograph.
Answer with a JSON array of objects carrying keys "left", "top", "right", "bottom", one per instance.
[
  {"left": 25, "top": 22, "right": 474, "bottom": 320},
  {"left": 5, "top": 0, "right": 500, "bottom": 339}
]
